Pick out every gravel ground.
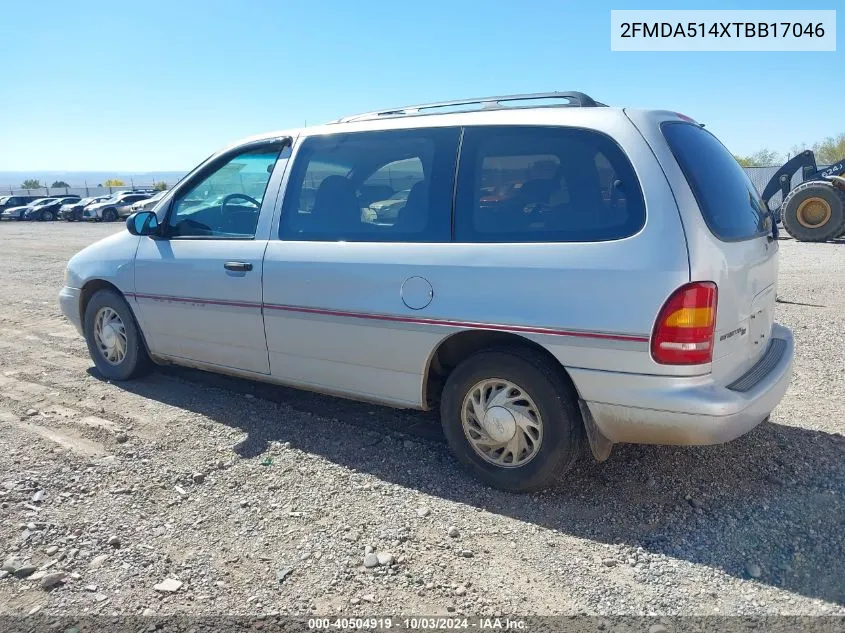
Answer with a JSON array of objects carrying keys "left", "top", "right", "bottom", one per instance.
[{"left": 0, "top": 222, "right": 842, "bottom": 619}]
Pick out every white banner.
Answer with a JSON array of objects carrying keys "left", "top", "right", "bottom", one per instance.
[{"left": 611, "top": 10, "right": 836, "bottom": 51}]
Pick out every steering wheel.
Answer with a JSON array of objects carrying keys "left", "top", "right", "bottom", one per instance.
[{"left": 221, "top": 193, "right": 260, "bottom": 214}]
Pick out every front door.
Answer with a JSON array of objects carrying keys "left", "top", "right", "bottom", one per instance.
[{"left": 133, "top": 140, "right": 289, "bottom": 374}]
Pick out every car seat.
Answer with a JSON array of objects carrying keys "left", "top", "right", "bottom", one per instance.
[{"left": 308, "top": 175, "right": 361, "bottom": 235}]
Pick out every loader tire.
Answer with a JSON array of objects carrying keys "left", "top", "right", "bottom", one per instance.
[{"left": 781, "top": 180, "right": 845, "bottom": 242}]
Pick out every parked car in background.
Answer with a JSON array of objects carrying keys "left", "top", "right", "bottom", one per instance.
[
  {"left": 59, "top": 91, "right": 793, "bottom": 492},
  {"left": 59, "top": 196, "right": 111, "bottom": 222},
  {"left": 0, "top": 195, "right": 43, "bottom": 214},
  {"left": 84, "top": 192, "right": 151, "bottom": 222},
  {"left": 2, "top": 197, "right": 60, "bottom": 221},
  {"left": 368, "top": 188, "right": 411, "bottom": 222},
  {"left": 118, "top": 191, "right": 165, "bottom": 218},
  {"left": 24, "top": 196, "right": 81, "bottom": 221},
  {"left": 125, "top": 190, "right": 166, "bottom": 217}
]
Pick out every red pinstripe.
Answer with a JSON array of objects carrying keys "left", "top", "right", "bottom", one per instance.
[{"left": 129, "top": 292, "right": 649, "bottom": 343}]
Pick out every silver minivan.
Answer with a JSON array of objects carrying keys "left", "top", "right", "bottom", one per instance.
[{"left": 59, "top": 92, "right": 794, "bottom": 491}]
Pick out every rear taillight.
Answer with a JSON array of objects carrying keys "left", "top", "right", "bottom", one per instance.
[{"left": 651, "top": 282, "right": 718, "bottom": 365}]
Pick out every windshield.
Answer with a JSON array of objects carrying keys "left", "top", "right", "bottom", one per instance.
[
  {"left": 30, "top": 199, "right": 55, "bottom": 207},
  {"left": 0, "top": 197, "right": 8, "bottom": 204}
]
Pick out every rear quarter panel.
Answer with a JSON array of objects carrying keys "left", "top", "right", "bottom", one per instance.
[{"left": 625, "top": 109, "right": 779, "bottom": 384}]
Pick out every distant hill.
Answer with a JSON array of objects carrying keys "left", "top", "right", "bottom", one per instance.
[{"left": 0, "top": 171, "right": 188, "bottom": 188}]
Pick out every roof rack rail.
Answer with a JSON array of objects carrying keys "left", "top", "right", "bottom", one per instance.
[{"left": 332, "top": 91, "right": 605, "bottom": 124}]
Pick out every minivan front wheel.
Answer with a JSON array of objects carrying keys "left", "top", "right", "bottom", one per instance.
[
  {"left": 84, "top": 289, "right": 152, "bottom": 381},
  {"left": 440, "top": 348, "right": 583, "bottom": 492}
]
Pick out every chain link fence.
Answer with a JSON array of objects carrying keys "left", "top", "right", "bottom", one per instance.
[
  {"left": 744, "top": 165, "right": 832, "bottom": 211},
  {"left": 1, "top": 182, "right": 180, "bottom": 199},
  {"left": 744, "top": 167, "right": 788, "bottom": 211}
]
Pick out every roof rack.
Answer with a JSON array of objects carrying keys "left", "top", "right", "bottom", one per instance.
[{"left": 332, "top": 91, "right": 605, "bottom": 124}]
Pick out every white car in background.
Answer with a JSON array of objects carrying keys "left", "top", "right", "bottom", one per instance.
[
  {"left": 368, "top": 188, "right": 411, "bottom": 222},
  {"left": 126, "top": 190, "right": 167, "bottom": 217},
  {"left": 84, "top": 192, "right": 151, "bottom": 222}
]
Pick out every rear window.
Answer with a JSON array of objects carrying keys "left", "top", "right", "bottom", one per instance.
[
  {"left": 454, "top": 126, "right": 645, "bottom": 243},
  {"left": 662, "top": 122, "right": 767, "bottom": 241}
]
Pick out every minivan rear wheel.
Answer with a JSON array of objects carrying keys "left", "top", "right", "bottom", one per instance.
[
  {"left": 83, "top": 289, "right": 152, "bottom": 381},
  {"left": 440, "top": 347, "right": 583, "bottom": 492}
]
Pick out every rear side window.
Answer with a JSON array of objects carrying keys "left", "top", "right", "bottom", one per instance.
[
  {"left": 280, "top": 128, "right": 460, "bottom": 242},
  {"left": 662, "top": 122, "right": 767, "bottom": 241},
  {"left": 454, "top": 126, "right": 645, "bottom": 243}
]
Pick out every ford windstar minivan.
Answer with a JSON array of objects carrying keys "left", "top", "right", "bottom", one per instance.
[{"left": 60, "top": 91, "right": 794, "bottom": 491}]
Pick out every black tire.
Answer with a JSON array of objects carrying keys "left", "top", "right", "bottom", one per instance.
[
  {"left": 440, "top": 347, "right": 583, "bottom": 492},
  {"left": 102, "top": 208, "right": 118, "bottom": 222},
  {"left": 83, "top": 289, "right": 152, "bottom": 381},
  {"left": 41, "top": 210, "right": 55, "bottom": 221},
  {"left": 781, "top": 181, "right": 845, "bottom": 242}
]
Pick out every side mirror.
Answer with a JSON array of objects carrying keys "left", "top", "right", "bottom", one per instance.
[{"left": 126, "top": 211, "right": 160, "bottom": 237}]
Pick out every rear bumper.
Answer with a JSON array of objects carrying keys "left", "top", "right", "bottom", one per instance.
[
  {"left": 570, "top": 323, "right": 794, "bottom": 445},
  {"left": 59, "top": 286, "right": 83, "bottom": 335}
]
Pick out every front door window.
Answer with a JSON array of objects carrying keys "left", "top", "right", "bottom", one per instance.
[{"left": 167, "top": 145, "right": 285, "bottom": 238}]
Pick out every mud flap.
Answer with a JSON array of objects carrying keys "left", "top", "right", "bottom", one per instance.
[{"left": 578, "top": 400, "right": 613, "bottom": 462}]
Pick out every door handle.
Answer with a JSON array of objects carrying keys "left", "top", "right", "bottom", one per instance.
[{"left": 224, "top": 261, "right": 253, "bottom": 272}]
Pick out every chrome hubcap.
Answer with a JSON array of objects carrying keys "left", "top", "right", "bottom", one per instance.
[
  {"left": 461, "top": 379, "right": 543, "bottom": 468},
  {"left": 93, "top": 307, "right": 127, "bottom": 364}
]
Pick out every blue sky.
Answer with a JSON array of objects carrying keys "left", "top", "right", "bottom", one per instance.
[{"left": 0, "top": 0, "right": 841, "bottom": 172}]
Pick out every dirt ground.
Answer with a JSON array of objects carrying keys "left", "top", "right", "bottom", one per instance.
[{"left": 0, "top": 221, "right": 842, "bottom": 619}]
